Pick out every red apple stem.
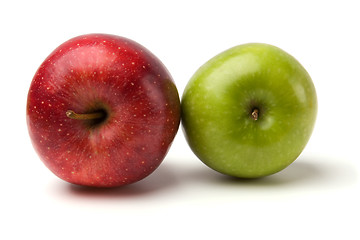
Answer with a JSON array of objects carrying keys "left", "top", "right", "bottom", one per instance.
[
  {"left": 66, "top": 110, "right": 105, "bottom": 120},
  {"left": 251, "top": 108, "right": 259, "bottom": 121}
]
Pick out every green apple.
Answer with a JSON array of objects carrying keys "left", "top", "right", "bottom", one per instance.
[{"left": 181, "top": 43, "right": 317, "bottom": 178}]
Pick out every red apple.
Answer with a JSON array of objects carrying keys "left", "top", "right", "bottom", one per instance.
[{"left": 27, "top": 34, "right": 180, "bottom": 187}]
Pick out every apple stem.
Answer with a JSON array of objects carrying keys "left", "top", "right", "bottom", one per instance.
[
  {"left": 251, "top": 108, "right": 259, "bottom": 121},
  {"left": 66, "top": 110, "right": 105, "bottom": 120}
]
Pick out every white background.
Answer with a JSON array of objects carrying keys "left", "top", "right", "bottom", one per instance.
[{"left": 1, "top": 0, "right": 359, "bottom": 239}]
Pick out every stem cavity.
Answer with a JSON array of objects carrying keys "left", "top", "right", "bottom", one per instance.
[{"left": 251, "top": 108, "right": 259, "bottom": 121}]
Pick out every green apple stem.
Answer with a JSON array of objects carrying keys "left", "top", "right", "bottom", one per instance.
[
  {"left": 251, "top": 108, "right": 259, "bottom": 121},
  {"left": 66, "top": 110, "right": 105, "bottom": 120}
]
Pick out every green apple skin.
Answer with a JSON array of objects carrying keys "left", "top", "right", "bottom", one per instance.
[{"left": 181, "top": 43, "right": 317, "bottom": 178}]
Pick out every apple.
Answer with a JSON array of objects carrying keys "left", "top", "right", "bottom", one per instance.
[
  {"left": 27, "top": 34, "right": 180, "bottom": 187},
  {"left": 181, "top": 43, "right": 317, "bottom": 178}
]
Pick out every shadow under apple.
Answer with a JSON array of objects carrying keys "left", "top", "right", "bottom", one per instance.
[
  {"left": 62, "top": 161, "right": 180, "bottom": 198},
  {"left": 50, "top": 155, "right": 357, "bottom": 199},
  {"left": 181, "top": 155, "right": 358, "bottom": 189}
]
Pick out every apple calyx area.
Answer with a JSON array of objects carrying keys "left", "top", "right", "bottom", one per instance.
[{"left": 251, "top": 108, "right": 259, "bottom": 121}]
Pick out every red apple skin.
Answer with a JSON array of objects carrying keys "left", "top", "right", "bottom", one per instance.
[{"left": 27, "top": 34, "right": 180, "bottom": 187}]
